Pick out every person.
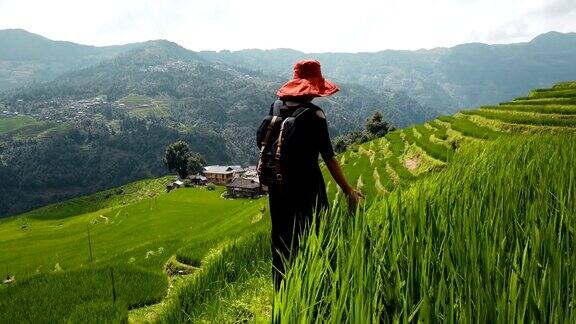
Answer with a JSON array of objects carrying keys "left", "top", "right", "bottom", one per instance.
[{"left": 257, "top": 59, "right": 363, "bottom": 291}]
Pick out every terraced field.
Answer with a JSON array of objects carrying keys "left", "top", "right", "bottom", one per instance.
[
  {"left": 331, "top": 82, "right": 576, "bottom": 201},
  {"left": 2, "top": 81, "right": 576, "bottom": 323},
  {"left": 0, "top": 182, "right": 269, "bottom": 323}
]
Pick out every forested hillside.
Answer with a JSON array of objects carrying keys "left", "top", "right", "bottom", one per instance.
[
  {"left": 0, "top": 36, "right": 433, "bottom": 218},
  {"left": 0, "top": 29, "right": 142, "bottom": 90}
]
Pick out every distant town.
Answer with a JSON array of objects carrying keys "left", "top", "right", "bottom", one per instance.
[{"left": 1, "top": 96, "right": 133, "bottom": 124}]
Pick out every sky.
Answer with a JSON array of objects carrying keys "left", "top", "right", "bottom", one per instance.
[{"left": 0, "top": 0, "right": 575, "bottom": 53}]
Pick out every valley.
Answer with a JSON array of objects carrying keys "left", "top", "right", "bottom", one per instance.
[{"left": 0, "top": 23, "right": 576, "bottom": 322}]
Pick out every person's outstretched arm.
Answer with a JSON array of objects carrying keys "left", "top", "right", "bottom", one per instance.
[{"left": 325, "top": 157, "right": 363, "bottom": 211}]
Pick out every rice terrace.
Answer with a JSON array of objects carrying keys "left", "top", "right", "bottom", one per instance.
[
  {"left": 0, "top": 81, "right": 574, "bottom": 322},
  {"left": 1, "top": 4, "right": 576, "bottom": 321}
]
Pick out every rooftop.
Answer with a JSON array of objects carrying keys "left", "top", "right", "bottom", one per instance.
[
  {"left": 204, "top": 165, "right": 242, "bottom": 174},
  {"left": 227, "top": 177, "right": 260, "bottom": 189}
]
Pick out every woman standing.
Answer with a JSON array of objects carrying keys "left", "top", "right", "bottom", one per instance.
[{"left": 257, "top": 60, "right": 362, "bottom": 290}]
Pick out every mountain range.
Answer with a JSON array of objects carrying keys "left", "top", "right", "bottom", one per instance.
[{"left": 199, "top": 31, "right": 576, "bottom": 113}]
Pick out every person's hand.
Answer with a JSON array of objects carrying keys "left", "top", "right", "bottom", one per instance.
[{"left": 345, "top": 188, "right": 364, "bottom": 213}]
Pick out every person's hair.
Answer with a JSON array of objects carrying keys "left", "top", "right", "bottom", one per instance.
[{"left": 280, "top": 95, "right": 315, "bottom": 102}]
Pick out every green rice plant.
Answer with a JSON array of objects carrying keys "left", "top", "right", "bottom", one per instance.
[
  {"left": 486, "top": 104, "right": 576, "bottom": 115},
  {"left": 384, "top": 131, "right": 406, "bottom": 156},
  {"left": 66, "top": 301, "right": 128, "bottom": 324},
  {"left": 0, "top": 264, "right": 166, "bottom": 323},
  {"left": 552, "top": 82, "right": 576, "bottom": 90},
  {"left": 176, "top": 239, "right": 219, "bottom": 267},
  {"left": 158, "top": 230, "right": 271, "bottom": 323},
  {"left": 374, "top": 164, "right": 395, "bottom": 192},
  {"left": 427, "top": 121, "right": 449, "bottom": 140},
  {"left": 0, "top": 187, "right": 267, "bottom": 280},
  {"left": 462, "top": 109, "right": 576, "bottom": 127},
  {"left": 386, "top": 156, "right": 415, "bottom": 181},
  {"left": 528, "top": 88, "right": 576, "bottom": 99},
  {"left": 414, "top": 124, "right": 433, "bottom": 139},
  {"left": 274, "top": 134, "right": 576, "bottom": 322},
  {"left": 506, "top": 98, "right": 576, "bottom": 106},
  {"left": 403, "top": 128, "right": 453, "bottom": 162},
  {"left": 439, "top": 115, "right": 503, "bottom": 139}
]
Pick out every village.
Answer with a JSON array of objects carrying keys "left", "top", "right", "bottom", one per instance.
[
  {"left": 166, "top": 165, "right": 265, "bottom": 199},
  {"left": 1, "top": 96, "right": 144, "bottom": 124}
]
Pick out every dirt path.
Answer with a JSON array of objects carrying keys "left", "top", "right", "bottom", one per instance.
[
  {"left": 404, "top": 158, "right": 419, "bottom": 170},
  {"left": 128, "top": 255, "right": 198, "bottom": 323}
]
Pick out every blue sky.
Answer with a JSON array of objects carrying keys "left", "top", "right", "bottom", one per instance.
[{"left": 0, "top": 0, "right": 575, "bottom": 52}]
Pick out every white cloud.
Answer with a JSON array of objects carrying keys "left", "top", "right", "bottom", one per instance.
[
  {"left": 478, "top": 0, "right": 576, "bottom": 44},
  {"left": 0, "top": 0, "right": 574, "bottom": 52}
]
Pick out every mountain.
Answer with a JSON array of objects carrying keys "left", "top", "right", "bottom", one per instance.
[
  {"left": 199, "top": 31, "right": 576, "bottom": 113},
  {"left": 0, "top": 29, "right": 140, "bottom": 90},
  {"left": 1, "top": 39, "right": 431, "bottom": 217},
  {"left": 1, "top": 29, "right": 574, "bottom": 218},
  {"left": 1, "top": 38, "right": 433, "bottom": 161}
]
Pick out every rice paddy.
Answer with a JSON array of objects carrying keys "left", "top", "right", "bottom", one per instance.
[
  {"left": 330, "top": 82, "right": 576, "bottom": 202},
  {"left": 0, "top": 184, "right": 268, "bottom": 323},
  {"left": 274, "top": 134, "right": 576, "bottom": 322},
  {"left": 2, "top": 82, "right": 576, "bottom": 322}
]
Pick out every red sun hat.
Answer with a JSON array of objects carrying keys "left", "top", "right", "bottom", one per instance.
[{"left": 277, "top": 60, "right": 340, "bottom": 98}]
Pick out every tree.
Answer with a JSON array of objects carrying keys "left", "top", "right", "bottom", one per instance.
[
  {"left": 365, "top": 112, "right": 391, "bottom": 138},
  {"left": 333, "top": 136, "right": 348, "bottom": 153},
  {"left": 186, "top": 152, "right": 206, "bottom": 175},
  {"left": 164, "top": 141, "right": 192, "bottom": 178},
  {"left": 348, "top": 130, "right": 370, "bottom": 144}
]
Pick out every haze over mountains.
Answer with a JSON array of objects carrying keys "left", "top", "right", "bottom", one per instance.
[
  {"left": 200, "top": 31, "right": 576, "bottom": 113},
  {"left": 0, "top": 29, "right": 575, "bottom": 218}
]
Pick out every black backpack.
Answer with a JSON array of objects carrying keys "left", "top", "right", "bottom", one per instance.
[{"left": 256, "top": 100, "right": 318, "bottom": 187}]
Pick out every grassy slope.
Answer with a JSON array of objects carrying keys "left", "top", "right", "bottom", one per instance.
[
  {"left": 0, "top": 115, "right": 38, "bottom": 134},
  {"left": 333, "top": 82, "right": 576, "bottom": 202},
  {"left": 0, "top": 179, "right": 269, "bottom": 323}
]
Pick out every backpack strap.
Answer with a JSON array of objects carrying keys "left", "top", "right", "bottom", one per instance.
[
  {"left": 272, "top": 100, "right": 283, "bottom": 116},
  {"left": 274, "top": 106, "right": 311, "bottom": 161}
]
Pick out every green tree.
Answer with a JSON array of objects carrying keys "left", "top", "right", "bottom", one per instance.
[
  {"left": 365, "top": 111, "right": 391, "bottom": 138},
  {"left": 164, "top": 141, "right": 192, "bottom": 178},
  {"left": 186, "top": 153, "right": 206, "bottom": 175},
  {"left": 333, "top": 136, "right": 348, "bottom": 153}
]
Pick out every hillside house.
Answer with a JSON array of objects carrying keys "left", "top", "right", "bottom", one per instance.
[
  {"left": 187, "top": 174, "right": 208, "bottom": 185},
  {"left": 166, "top": 180, "right": 184, "bottom": 192},
  {"left": 203, "top": 165, "right": 242, "bottom": 184},
  {"left": 226, "top": 178, "right": 262, "bottom": 198}
]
